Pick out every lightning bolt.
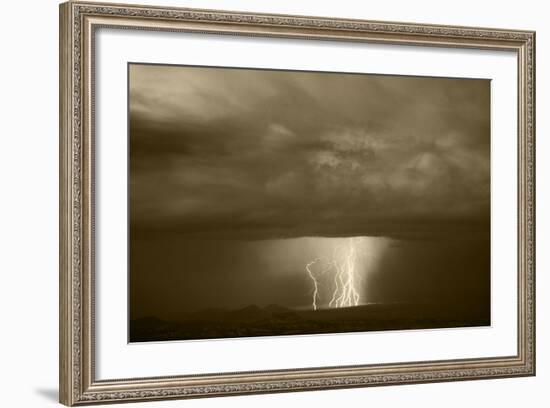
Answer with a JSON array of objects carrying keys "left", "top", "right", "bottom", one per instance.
[
  {"left": 305, "top": 258, "right": 333, "bottom": 311},
  {"left": 306, "top": 237, "right": 364, "bottom": 310}
]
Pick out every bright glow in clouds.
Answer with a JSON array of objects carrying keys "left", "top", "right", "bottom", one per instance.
[{"left": 303, "top": 237, "right": 390, "bottom": 310}]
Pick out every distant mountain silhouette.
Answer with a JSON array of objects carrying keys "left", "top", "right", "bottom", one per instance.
[
  {"left": 130, "top": 301, "right": 490, "bottom": 343},
  {"left": 181, "top": 304, "right": 301, "bottom": 323},
  {"left": 228, "top": 305, "right": 269, "bottom": 322},
  {"left": 264, "top": 304, "right": 293, "bottom": 315}
]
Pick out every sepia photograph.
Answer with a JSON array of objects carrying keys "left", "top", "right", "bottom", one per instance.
[
  {"left": 128, "top": 63, "right": 491, "bottom": 343},
  {"left": 57, "top": 3, "right": 536, "bottom": 404}
]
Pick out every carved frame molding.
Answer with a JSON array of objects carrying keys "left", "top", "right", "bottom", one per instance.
[{"left": 59, "top": 1, "right": 535, "bottom": 405}]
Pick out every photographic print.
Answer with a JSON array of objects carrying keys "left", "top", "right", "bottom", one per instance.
[
  {"left": 60, "top": 4, "right": 535, "bottom": 403},
  {"left": 129, "top": 63, "right": 490, "bottom": 343}
]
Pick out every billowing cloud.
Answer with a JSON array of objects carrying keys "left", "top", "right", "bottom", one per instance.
[{"left": 129, "top": 64, "right": 490, "bottom": 240}]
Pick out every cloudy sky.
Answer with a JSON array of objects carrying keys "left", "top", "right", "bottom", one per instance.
[
  {"left": 128, "top": 64, "right": 490, "bottom": 319},
  {"left": 129, "top": 64, "right": 490, "bottom": 241}
]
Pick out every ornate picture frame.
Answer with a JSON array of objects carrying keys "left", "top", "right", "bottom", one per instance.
[{"left": 59, "top": 1, "right": 535, "bottom": 405}]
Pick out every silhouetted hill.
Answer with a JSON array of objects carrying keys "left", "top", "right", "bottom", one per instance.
[
  {"left": 228, "top": 305, "right": 269, "bottom": 322},
  {"left": 130, "top": 301, "right": 490, "bottom": 343},
  {"left": 179, "top": 304, "right": 300, "bottom": 323},
  {"left": 264, "top": 304, "right": 292, "bottom": 315}
]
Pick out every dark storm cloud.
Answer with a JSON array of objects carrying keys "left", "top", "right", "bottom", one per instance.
[{"left": 129, "top": 64, "right": 490, "bottom": 239}]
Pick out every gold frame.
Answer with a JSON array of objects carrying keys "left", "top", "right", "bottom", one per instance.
[{"left": 59, "top": 1, "right": 536, "bottom": 405}]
